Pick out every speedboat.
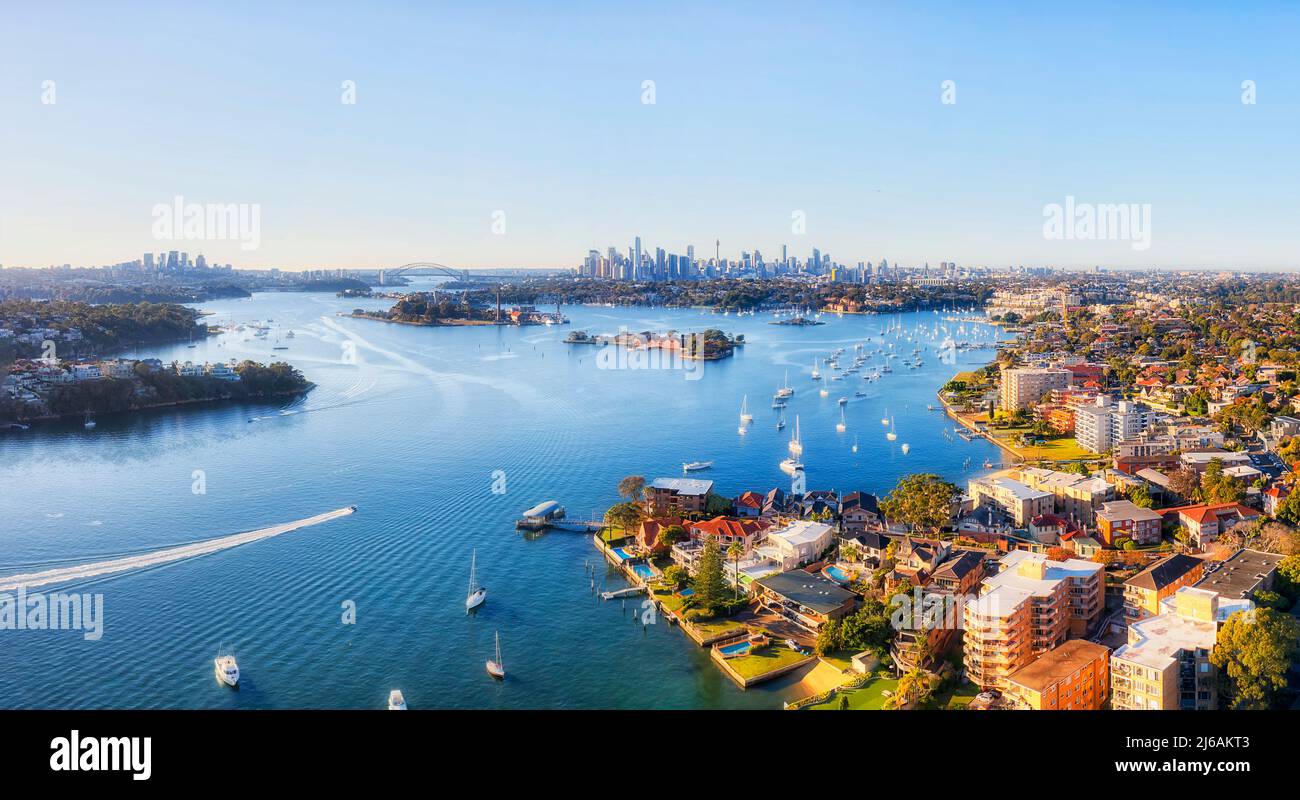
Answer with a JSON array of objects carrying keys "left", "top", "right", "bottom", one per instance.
[
  {"left": 214, "top": 654, "right": 239, "bottom": 687},
  {"left": 388, "top": 689, "right": 407, "bottom": 710},
  {"left": 682, "top": 460, "right": 713, "bottom": 472}
]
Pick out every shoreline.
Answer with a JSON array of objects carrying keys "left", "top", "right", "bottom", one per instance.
[{"left": 2, "top": 385, "right": 314, "bottom": 428}]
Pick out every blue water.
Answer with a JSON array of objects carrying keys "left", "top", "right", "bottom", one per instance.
[
  {"left": 0, "top": 284, "right": 1007, "bottom": 709},
  {"left": 824, "top": 565, "right": 851, "bottom": 583}
]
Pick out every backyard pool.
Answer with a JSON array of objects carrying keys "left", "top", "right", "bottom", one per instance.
[
  {"left": 717, "top": 641, "right": 752, "bottom": 657},
  {"left": 610, "top": 547, "right": 633, "bottom": 561},
  {"left": 631, "top": 564, "right": 655, "bottom": 580},
  {"left": 823, "top": 565, "right": 852, "bottom": 584}
]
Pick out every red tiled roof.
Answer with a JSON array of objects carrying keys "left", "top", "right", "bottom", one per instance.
[
  {"left": 687, "top": 516, "right": 765, "bottom": 540},
  {"left": 736, "top": 491, "right": 764, "bottom": 510}
]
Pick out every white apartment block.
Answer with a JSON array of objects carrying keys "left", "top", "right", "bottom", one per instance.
[
  {"left": 1074, "top": 396, "right": 1155, "bottom": 454},
  {"left": 1000, "top": 367, "right": 1073, "bottom": 412}
]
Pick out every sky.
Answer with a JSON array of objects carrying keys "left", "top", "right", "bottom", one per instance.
[{"left": 2, "top": 1, "right": 1299, "bottom": 272}]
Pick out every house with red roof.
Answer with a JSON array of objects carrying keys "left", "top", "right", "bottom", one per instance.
[
  {"left": 733, "top": 491, "right": 764, "bottom": 519},
  {"left": 1159, "top": 503, "right": 1260, "bottom": 551}
]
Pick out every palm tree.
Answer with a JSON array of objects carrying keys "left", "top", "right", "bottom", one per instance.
[{"left": 727, "top": 541, "right": 744, "bottom": 601}]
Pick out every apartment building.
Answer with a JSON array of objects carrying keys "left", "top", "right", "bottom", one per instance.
[
  {"left": 1000, "top": 367, "right": 1073, "bottom": 412},
  {"left": 644, "top": 477, "right": 713, "bottom": 517},
  {"left": 1110, "top": 587, "right": 1252, "bottom": 710},
  {"left": 968, "top": 473, "right": 1054, "bottom": 527},
  {"left": 1095, "top": 500, "right": 1164, "bottom": 547},
  {"left": 1159, "top": 503, "right": 1261, "bottom": 550},
  {"left": 962, "top": 551, "right": 1105, "bottom": 689},
  {"left": 1002, "top": 639, "right": 1110, "bottom": 710},
  {"left": 1122, "top": 554, "right": 1206, "bottom": 621},
  {"left": 1017, "top": 467, "right": 1115, "bottom": 527},
  {"left": 1074, "top": 396, "right": 1156, "bottom": 454}
]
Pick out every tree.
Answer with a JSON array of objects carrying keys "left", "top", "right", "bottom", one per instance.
[
  {"left": 1125, "top": 483, "right": 1154, "bottom": 509},
  {"left": 727, "top": 542, "right": 744, "bottom": 601},
  {"left": 692, "top": 536, "right": 728, "bottom": 614},
  {"left": 838, "top": 694, "right": 850, "bottom": 710},
  {"left": 603, "top": 501, "right": 643, "bottom": 534},
  {"left": 880, "top": 474, "right": 958, "bottom": 534},
  {"left": 617, "top": 475, "right": 646, "bottom": 501},
  {"left": 661, "top": 564, "right": 687, "bottom": 589},
  {"left": 815, "top": 618, "right": 842, "bottom": 656},
  {"left": 1276, "top": 492, "right": 1300, "bottom": 528},
  {"left": 1277, "top": 554, "right": 1300, "bottom": 599},
  {"left": 1168, "top": 467, "right": 1202, "bottom": 503},
  {"left": 1210, "top": 608, "right": 1299, "bottom": 709},
  {"left": 1201, "top": 459, "right": 1245, "bottom": 505}
]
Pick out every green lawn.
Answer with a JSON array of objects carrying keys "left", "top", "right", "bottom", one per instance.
[
  {"left": 926, "top": 682, "right": 980, "bottom": 709},
  {"left": 988, "top": 426, "right": 1099, "bottom": 462},
  {"left": 724, "top": 643, "right": 812, "bottom": 680},
  {"left": 807, "top": 674, "right": 900, "bottom": 710}
]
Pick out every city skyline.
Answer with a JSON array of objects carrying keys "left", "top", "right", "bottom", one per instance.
[{"left": 3, "top": 2, "right": 1300, "bottom": 272}]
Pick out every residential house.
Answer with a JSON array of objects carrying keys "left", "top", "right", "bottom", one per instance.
[
  {"left": 1160, "top": 503, "right": 1261, "bottom": 550},
  {"left": 644, "top": 477, "right": 713, "bottom": 518},
  {"left": 753, "top": 569, "right": 857, "bottom": 632},
  {"left": 1123, "top": 554, "right": 1206, "bottom": 621}
]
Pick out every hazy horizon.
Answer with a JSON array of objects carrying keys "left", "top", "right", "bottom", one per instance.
[{"left": 3, "top": 1, "right": 1299, "bottom": 272}]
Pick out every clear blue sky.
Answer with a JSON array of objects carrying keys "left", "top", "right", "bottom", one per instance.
[{"left": 2, "top": 1, "right": 1298, "bottom": 271}]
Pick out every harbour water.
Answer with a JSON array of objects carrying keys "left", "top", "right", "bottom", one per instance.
[{"left": 0, "top": 285, "right": 1007, "bottom": 709}]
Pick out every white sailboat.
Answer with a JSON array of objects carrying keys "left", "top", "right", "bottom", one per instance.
[
  {"left": 788, "top": 415, "right": 803, "bottom": 456},
  {"left": 739, "top": 395, "right": 753, "bottom": 424},
  {"left": 466, "top": 550, "right": 486, "bottom": 611},
  {"left": 810, "top": 359, "right": 821, "bottom": 380},
  {"left": 851, "top": 436, "right": 859, "bottom": 453},
  {"left": 779, "top": 456, "right": 804, "bottom": 475},
  {"left": 881, "top": 409, "right": 890, "bottom": 426},
  {"left": 486, "top": 631, "right": 505, "bottom": 679},
  {"left": 776, "top": 370, "right": 794, "bottom": 399},
  {"left": 836, "top": 407, "right": 846, "bottom": 433},
  {"left": 901, "top": 443, "right": 911, "bottom": 455},
  {"left": 886, "top": 417, "right": 897, "bottom": 442}
]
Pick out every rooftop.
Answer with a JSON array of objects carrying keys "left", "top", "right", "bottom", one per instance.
[
  {"left": 649, "top": 477, "right": 713, "bottom": 496},
  {"left": 1125, "top": 553, "right": 1205, "bottom": 591},
  {"left": 754, "top": 569, "right": 857, "bottom": 615},
  {"left": 1096, "top": 500, "right": 1163, "bottom": 524},
  {"left": 1193, "top": 548, "right": 1283, "bottom": 599},
  {"left": 767, "top": 519, "right": 833, "bottom": 547},
  {"left": 1005, "top": 640, "right": 1110, "bottom": 692}
]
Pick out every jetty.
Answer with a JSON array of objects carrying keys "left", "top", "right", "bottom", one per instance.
[
  {"left": 601, "top": 586, "right": 647, "bottom": 600},
  {"left": 0, "top": 506, "right": 356, "bottom": 591}
]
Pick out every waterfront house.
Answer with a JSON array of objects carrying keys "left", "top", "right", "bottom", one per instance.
[
  {"left": 70, "top": 363, "right": 102, "bottom": 381},
  {"left": 685, "top": 516, "right": 766, "bottom": 554},
  {"left": 206, "top": 361, "right": 240, "bottom": 381},
  {"left": 753, "top": 569, "right": 857, "bottom": 633},
  {"left": 733, "top": 491, "right": 764, "bottom": 519},
  {"left": 839, "top": 491, "right": 882, "bottom": 533},
  {"left": 644, "top": 477, "right": 713, "bottom": 518},
  {"left": 839, "top": 530, "right": 890, "bottom": 565},
  {"left": 1123, "top": 553, "right": 1206, "bottom": 621},
  {"left": 761, "top": 487, "right": 795, "bottom": 518},
  {"left": 636, "top": 517, "right": 682, "bottom": 554},
  {"left": 759, "top": 519, "right": 834, "bottom": 570}
]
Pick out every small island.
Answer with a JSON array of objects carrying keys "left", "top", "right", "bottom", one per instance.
[
  {"left": 770, "top": 316, "right": 824, "bottom": 326},
  {"left": 565, "top": 328, "right": 742, "bottom": 360},
  {"left": 349, "top": 292, "right": 565, "bottom": 327}
]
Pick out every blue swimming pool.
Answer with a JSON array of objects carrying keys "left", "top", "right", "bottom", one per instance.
[
  {"left": 610, "top": 547, "right": 633, "bottom": 561},
  {"left": 717, "top": 641, "right": 752, "bottom": 656},
  {"left": 823, "top": 565, "right": 851, "bottom": 584},
  {"left": 631, "top": 564, "right": 654, "bottom": 580}
]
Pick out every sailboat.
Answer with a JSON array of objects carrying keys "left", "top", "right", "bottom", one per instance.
[
  {"left": 886, "top": 417, "right": 897, "bottom": 442},
  {"left": 836, "top": 407, "right": 847, "bottom": 433},
  {"left": 810, "top": 359, "right": 821, "bottom": 380},
  {"left": 776, "top": 411, "right": 786, "bottom": 431},
  {"left": 779, "top": 456, "right": 804, "bottom": 475},
  {"left": 466, "top": 550, "right": 486, "bottom": 611},
  {"left": 901, "top": 443, "right": 911, "bottom": 455},
  {"left": 739, "top": 395, "right": 753, "bottom": 424},
  {"left": 775, "top": 371, "right": 794, "bottom": 399},
  {"left": 788, "top": 416, "right": 803, "bottom": 456},
  {"left": 486, "top": 631, "right": 505, "bottom": 679},
  {"left": 851, "top": 436, "right": 859, "bottom": 453},
  {"left": 83, "top": 414, "right": 96, "bottom": 430},
  {"left": 880, "top": 409, "right": 890, "bottom": 426}
]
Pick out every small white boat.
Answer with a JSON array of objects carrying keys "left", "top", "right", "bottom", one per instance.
[
  {"left": 836, "top": 408, "right": 847, "bottom": 433},
  {"left": 83, "top": 415, "right": 96, "bottom": 430},
  {"left": 837, "top": 397, "right": 848, "bottom": 406},
  {"left": 901, "top": 443, "right": 911, "bottom": 455},
  {"left": 466, "top": 549, "right": 486, "bottom": 611},
  {"left": 788, "top": 416, "right": 803, "bottom": 456},
  {"left": 682, "top": 460, "right": 713, "bottom": 472},
  {"left": 738, "top": 425, "right": 747, "bottom": 435},
  {"left": 214, "top": 653, "right": 239, "bottom": 687},
  {"left": 388, "top": 689, "right": 407, "bottom": 710},
  {"left": 851, "top": 436, "right": 859, "bottom": 454},
  {"left": 739, "top": 395, "right": 753, "bottom": 424},
  {"left": 810, "top": 358, "right": 821, "bottom": 380},
  {"left": 486, "top": 631, "right": 505, "bottom": 679},
  {"left": 779, "top": 457, "right": 804, "bottom": 475},
  {"left": 819, "top": 388, "right": 828, "bottom": 397}
]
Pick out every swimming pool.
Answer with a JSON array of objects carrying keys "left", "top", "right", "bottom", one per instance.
[
  {"left": 717, "top": 641, "right": 752, "bottom": 657},
  {"left": 631, "top": 564, "right": 654, "bottom": 580},
  {"left": 610, "top": 547, "right": 633, "bottom": 561},
  {"left": 823, "top": 565, "right": 852, "bottom": 584}
]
